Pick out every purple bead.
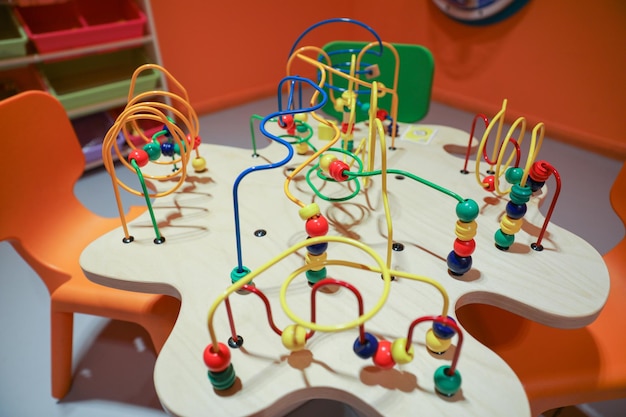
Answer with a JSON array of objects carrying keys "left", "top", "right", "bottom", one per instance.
[{"left": 353, "top": 332, "right": 378, "bottom": 359}]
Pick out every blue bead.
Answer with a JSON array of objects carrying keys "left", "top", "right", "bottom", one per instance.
[
  {"left": 353, "top": 332, "right": 378, "bottom": 359},
  {"left": 161, "top": 142, "right": 175, "bottom": 156},
  {"left": 505, "top": 201, "right": 527, "bottom": 219},
  {"left": 306, "top": 240, "right": 328, "bottom": 256},
  {"left": 446, "top": 251, "right": 472, "bottom": 275},
  {"left": 527, "top": 177, "right": 545, "bottom": 192},
  {"left": 433, "top": 316, "right": 456, "bottom": 340}
]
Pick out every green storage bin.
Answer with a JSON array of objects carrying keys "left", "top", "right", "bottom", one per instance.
[
  {"left": 0, "top": 5, "right": 28, "bottom": 58},
  {"left": 39, "top": 48, "right": 160, "bottom": 111}
]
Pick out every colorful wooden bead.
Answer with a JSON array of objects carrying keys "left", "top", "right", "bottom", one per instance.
[
  {"left": 494, "top": 229, "right": 515, "bottom": 249},
  {"left": 500, "top": 216, "right": 523, "bottom": 235},
  {"left": 319, "top": 154, "right": 338, "bottom": 174},
  {"left": 305, "top": 214, "right": 329, "bottom": 237},
  {"left": 372, "top": 340, "right": 395, "bottom": 369},
  {"left": 143, "top": 142, "right": 162, "bottom": 161},
  {"left": 278, "top": 114, "right": 295, "bottom": 130},
  {"left": 505, "top": 167, "right": 524, "bottom": 185},
  {"left": 446, "top": 251, "right": 472, "bottom": 275},
  {"left": 128, "top": 149, "right": 149, "bottom": 167},
  {"left": 299, "top": 203, "right": 321, "bottom": 220},
  {"left": 482, "top": 175, "right": 496, "bottom": 192},
  {"left": 454, "top": 220, "right": 477, "bottom": 241},
  {"left": 453, "top": 238, "right": 476, "bottom": 257},
  {"left": 434, "top": 365, "right": 462, "bottom": 397},
  {"left": 305, "top": 252, "right": 327, "bottom": 271},
  {"left": 192, "top": 157, "right": 206, "bottom": 172},
  {"left": 505, "top": 201, "right": 527, "bottom": 219},
  {"left": 509, "top": 184, "right": 532, "bottom": 205},
  {"left": 433, "top": 316, "right": 456, "bottom": 340},
  {"left": 207, "top": 364, "right": 237, "bottom": 391},
  {"left": 161, "top": 141, "right": 175, "bottom": 156},
  {"left": 456, "top": 199, "right": 479, "bottom": 222},
  {"left": 281, "top": 324, "right": 308, "bottom": 351},
  {"left": 203, "top": 342, "right": 231, "bottom": 372},
  {"left": 328, "top": 160, "right": 350, "bottom": 181},
  {"left": 295, "top": 142, "right": 309, "bottom": 155},
  {"left": 306, "top": 240, "right": 328, "bottom": 256},
  {"left": 391, "top": 338, "right": 414, "bottom": 365},
  {"left": 305, "top": 267, "right": 327, "bottom": 284},
  {"left": 353, "top": 332, "right": 378, "bottom": 359},
  {"left": 426, "top": 328, "right": 452, "bottom": 354}
]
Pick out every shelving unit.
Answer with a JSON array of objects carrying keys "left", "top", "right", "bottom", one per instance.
[{"left": 0, "top": 0, "right": 166, "bottom": 169}]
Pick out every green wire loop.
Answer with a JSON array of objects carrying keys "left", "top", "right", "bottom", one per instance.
[{"left": 131, "top": 159, "right": 162, "bottom": 241}]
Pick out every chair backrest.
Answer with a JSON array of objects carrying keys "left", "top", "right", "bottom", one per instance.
[
  {"left": 319, "top": 41, "right": 434, "bottom": 123},
  {"left": 0, "top": 91, "right": 90, "bottom": 288}
]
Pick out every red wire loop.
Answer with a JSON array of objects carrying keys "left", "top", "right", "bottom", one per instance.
[
  {"left": 531, "top": 160, "right": 561, "bottom": 249},
  {"left": 462, "top": 114, "right": 489, "bottom": 173},
  {"left": 405, "top": 315, "right": 464, "bottom": 376},
  {"left": 310, "top": 278, "right": 366, "bottom": 343}
]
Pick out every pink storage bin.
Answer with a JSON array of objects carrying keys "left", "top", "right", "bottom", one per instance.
[{"left": 15, "top": 0, "right": 146, "bottom": 53}]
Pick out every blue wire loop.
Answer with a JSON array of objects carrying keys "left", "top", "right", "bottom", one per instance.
[
  {"left": 232, "top": 76, "right": 329, "bottom": 272},
  {"left": 287, "top": 17, "right": 384, "bottom": 59}
]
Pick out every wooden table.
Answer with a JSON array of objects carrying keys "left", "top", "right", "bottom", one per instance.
[{"left": 81, "top": 121, "right": 609, "bottom": 417}]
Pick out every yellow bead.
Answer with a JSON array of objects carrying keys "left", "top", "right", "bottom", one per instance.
[
  {"left": 298, "top": 203, "right": 320, "bottom": 220},
  {"left": 295, "top": 142, "right": 309, "bottom": 155},
  {"left": 391, "top": 338, "right": 414, "bottom": 365},
  {"left": 333, "top": 98, "right": 345, "bottom": 112},
  {"left": 294, "top": 113, "right": 308, "bottom": 122},
  {"left": 454, "top": 220, "right": 477, "bottom": 240},
  {"left": 500, "top": 216, "right": 523, "bottom": 235},
  {"left": 319, "top": 154, "right": 337, "bottom": 173},
  {"left": 191, "top": 157, "right": 206, "bottom": 172},
  {"left": 425, "top": 328, "right": 452, "bottom": 354},
  {"left": 281, "top": 324, "right": 307, "bottom": 351},
  {"left": 305, "top": 252, "right": 327, "bottom": 271}
]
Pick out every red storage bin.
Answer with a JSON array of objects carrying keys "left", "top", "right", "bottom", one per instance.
[{"left": 15, "top": 0, "right": 146, "bottom": 53}]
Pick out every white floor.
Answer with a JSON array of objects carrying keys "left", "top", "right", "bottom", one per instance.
[{"left": 1, "top": 97, "right": 624, "bottom": 417}]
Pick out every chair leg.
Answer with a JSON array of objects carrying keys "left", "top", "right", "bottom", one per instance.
[{"left": 50, "top": 310, "right": 74, "bottom": 399}]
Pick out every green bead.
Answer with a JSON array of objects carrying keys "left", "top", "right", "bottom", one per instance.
[
  {"left": 434, "top": 365, "right": 462, "bottom": 397},
  {"left": 231, "top": 266, "right": 251, "bottom": 283},
  {"left": 305, "top": 267, "right": 327, "bottom": 284},
  {"left": 208, "top": 364, "right": 236, "bottom": 390},
  {"left": 456, "top": 199, "right": 479, "bottom": 222},
  {"left": 509, "top": 184, "right": 532, "bottom": 205},
  {"left": 505, "top": 167, "right": 524, "bottom": 185},
  {"left": 143, "top": 142, "right": 162, "bottom": 161},
  {"left": 494, "top": 229, "right": 515, "bottom": 249}
]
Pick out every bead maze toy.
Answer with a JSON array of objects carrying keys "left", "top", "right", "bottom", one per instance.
[{"left": 82, "top": 18, "right": 609, "bottom": 417}]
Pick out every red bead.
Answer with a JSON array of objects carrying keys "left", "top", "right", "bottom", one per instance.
[
  {"left": 376, "top": 109, "right": 388, "bottom": 121},
  {"left": 203, "top": 342, "right": 231, "bottom": 372},
  {"left": 372, "top": 340, "right": 395, "bottom": 369},
  {"left": 187, "top": 134, "right": 202, "bottom": 150},
  {"left": 341, "top": 122, "right": 354, "bottom": 134},
  {"left": 482, "top": 175, "right": 496, "bottom": 192},
  {"left": 529, "top": 160, "right": 550, "bottom": 182},
  {"left": 453, "top": 238, "right": 476, "bottom": 257},
  {"left": 328, "top": 160, "right": 349, "bottom": 181},
  {"left": 128, "top": 149, "right": 149, "bottom": 167},
  {"left": 305, "top": 214, "right": 329, "bottom": 237},
  {"left": 278, "top": 114, "right": 295, "bottom": 130}
]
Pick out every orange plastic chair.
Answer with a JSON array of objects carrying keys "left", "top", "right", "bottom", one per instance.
[
  {"left": 0, "top": 91, "right": 181, "bottom": 399},
  {"left": 457, "top": 162, "right": 626, "bottom": 416}
]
